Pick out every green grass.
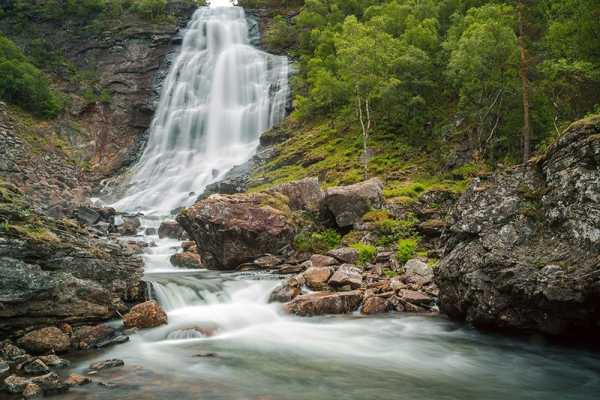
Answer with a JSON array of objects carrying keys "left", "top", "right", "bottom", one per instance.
[
  {"left": 351, "top": 243, "right": 377, "bottom": 265},
  {"left": 396, "top": 238, "right": 419, "bottom": 265},
  {"left": 294, "top": 229, "right": 341, "bottom": 254}
]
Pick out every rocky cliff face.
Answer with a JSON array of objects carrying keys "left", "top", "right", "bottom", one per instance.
[
  {"left": 0, "top": 181, "right": 145, "bottom": 339},
  {"left": 436, "top": 116, "right": 600, "bottom": 337}
]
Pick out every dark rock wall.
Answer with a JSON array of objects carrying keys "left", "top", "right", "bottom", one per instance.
[{"left": 436, "top": 116, "right": 600, "bottom": 337}]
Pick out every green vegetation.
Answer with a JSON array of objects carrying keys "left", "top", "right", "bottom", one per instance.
[
  {"left": 294, "top": 228, "right": 341, "bottom": 253},
  {"left": 362, "top": 210, "right": 417, "bottom": 246},
  {"left": 351, "top": 243, "right": 377, "bottom": 265},
  {"left": 396, "top": 238, "right": 419, "bottom": 264},
  {"left": 262, "top": 0, "right": 600, "bottom": 175},
  {"left": 0, "top": 35, "right": 61, "bottom": 117}
]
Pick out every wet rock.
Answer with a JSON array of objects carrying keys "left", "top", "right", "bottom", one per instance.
[
  {"left": 122, "top": 300, "right": 168, "bottom": 329},
  {"left": 404, "top": 259, "right": 434, "bottom": 282},
  {"left": 18, "top": 327, "right": 70, "bottom": 354},
  {"left": 303, "top": 267, "right": 334, "bottom": 290},
  {"left": 328, "top": 265, "right": 363, "bottom": 289},
  {"left": 0, "top": 341, "right": 26, "bottom": 362},
  {"left": 96, "top": 335, "right": 129, "bottom": 348},
  {"left": 361, "top": 296, "right": 389, "bottom": 315},
  {"left": 253, "top": 254, "right": 283, "bottom": 269},
  {"left": 177, "top": 192, "right": 297, "bottom": 269},
  {"left": 181, "top": 240, "right": 197, "bottom": 252},
  {"left": 437, "top": 116, "right": 600, "bottom": 336},
  {"left": 193, "top": 352, "right": 218, "bottom": 358},
  {"left": 89, "top": 359, "right": 124, "bottom": 372},
  {"left": 284, "top": 291, "right": 363, "bottom": 316},
  {"left": 37, "top": 355, "right": 70, "bottom": 369},
  {"left": 269, "top": 284, "right": 300, "bottom": 303},
  {"left": 158, "top": 220, "right": 186, "bottom": 240},
  {"left": 169, "top": 252, "right": 203, "bottom": 268},
  {"left": 309, "top": 254, "right": 338, "bottom": 268},
  {"left": 268, "top": 177, "right": 323, "bottom": 212},
  {"left": 116, "top": 216, "right": 141, "bottom": 236},
  {"left": 22, "top": 382, "right": 43, "bottom": 399},
  {"left": 65, "top": 374, "right": 91, "bottom": 386},
  {"left": 4, "top": 374, "right": 29, "bottom": 394},
  {"left": 71, "top": 324, "right": 116, "bottom": 350},
  {"left": 145, "top": 227, "right": 157, "bottom": 235},
  {"left": 30, "top": 372, "right": 68, "bottom": 394},
  {"left": 23, "top": 359, "right": 49, "bottom": 375},
  {"left": 320, "top": 178, "right": 384, "bottom": 228},
  {"left": 0, "top": 359, "right": 9, "bottom": 378},
  {"left": 327, "top": 247, "right": 359, "bottom": 264}
]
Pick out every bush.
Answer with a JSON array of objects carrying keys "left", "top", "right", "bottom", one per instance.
[
  {"left": 294, "top": 229, "right": 341, "bottom": 253},
  {"left": 132, "top": 0, "right": 168, "bottom": 20},
  {"left": 351, "top": 243, "right": 377, "bottom": 265},
  {"left": 396, "top": 238, "right": 419, "bottom": 265}
]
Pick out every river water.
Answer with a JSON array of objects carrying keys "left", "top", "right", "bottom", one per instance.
[{"left": 76, "top": 2, "right": 600, "bottom": 399}]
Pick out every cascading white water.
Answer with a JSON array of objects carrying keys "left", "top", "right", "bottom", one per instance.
[{"left": 113, "top": 5, "right": 288, "bottom": 215}]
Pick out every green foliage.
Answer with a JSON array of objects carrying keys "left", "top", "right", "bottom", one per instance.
[
  {"left": 131, "top": 0, "right": 168, "bottom": 20},
  {"left": 396, "top": 238, "right": 418, "bottom": 264},
  {"left": 294, "top": 229, "right": 341, "bottom": 253},
  {"left": 0, "top": 36, "right": 61, "bottom": 117},
  {"left": 362, "top": 210, "right": 418, "bottom": 246},
  {"left": 351, "top": 243, "right": 377, "bottom": 265}
]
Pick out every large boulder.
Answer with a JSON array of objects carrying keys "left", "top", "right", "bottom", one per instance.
[
  {"left": 303, "top": 267, "right": 334, "bottom": 290},
  {"left": 268, "top": 177, "right": 323, "bottom": 212},
  {"left": 158, "top": 220, "right": 187, "bottom": 240},
  {"left": 328, "top": 265, "right": 363, "bottom": 289},
  {"left": 122, "top": 300, "right": 168, "bottom": 329},
  {"left": 177, "top": 192, "right": 297, "bottom": 270},
  {"left": 283, "top": 291, "right": 363, "bottom": 316},
  {"left": 320, "top": 178, "right": 384, "bottom": 228},
  {"left": 436, "top": 116, "right": 600, "bottom": 337}
]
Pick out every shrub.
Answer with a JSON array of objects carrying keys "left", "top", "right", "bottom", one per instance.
[
  {"left": 294, "top": 229, "right": 341, "bottom": 253},
  {"left": 351, "top": 243, "right": 377, "bottom": 265},
  {"left": 396, "top": 238, "right": 419, "bottom": 264},
  {"left": 132, "top": 0, "right": 168, "bottom": 20}
]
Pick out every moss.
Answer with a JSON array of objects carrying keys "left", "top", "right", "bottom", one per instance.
[
  {"left": 362, "top": 209, "right": 418, "bottom": 246},
  {"left": 396, "top": 238, "right": 419, "bottom": 265},
  {"left": 383, "top": 268, "right": 399, "bottom": 278},
  {"left": 294, "top": 229, "right": 341, "bottom": 253},
  {"left": 351, "top": 243, "right": 377, "bottom": 265}
]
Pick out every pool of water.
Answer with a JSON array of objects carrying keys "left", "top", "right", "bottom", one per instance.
[{"left": 60, "top": 271, "right": 600, "bottom": 400}]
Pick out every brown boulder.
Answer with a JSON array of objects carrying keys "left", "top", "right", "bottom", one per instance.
[
  {"left": 169, "top": 252, "right": 203, "bottom": 268},
  {"left": 122, "top": 301, "right": 167, "bottom": 329},
  {"left": 22, "top": 382, "right": 43, "bottom": 399},
  {"left": 303, "top": 267, "right": 334, "bottom": 290},
  {"left": 71, "top": 324, "right": 115, "bottom": 350},
  {"left": 177, "top": 192, "right": 297, "bottom": 269},
  {"left": 328, "top": 265, "right": 363, "bottom": 289},
  {"left": 399, "top": 289, "right": 434, "bottom": 307},
  {"left": 158, "top": 220, "right": 187, "bottom": 239},
  {"left": 327, "top": 247, "right": 359, "bottom": 264},
  {"left": 17, "top": 327, "right": 70, "bottom": 354},
  {"left": 361, "top": 296, "right": 390, "bottom": 315},
  {"left": 269, "top": 285, "right": 301, "bottom": 303},
  {"left": 284, "top": 291, "right": 363, "bottom": 316},
  {"left": 310, "top": 254, "right": 338, "bottom": 268},
  {"left": 320, "top": 178, "right": 384, "bottom": 228}
]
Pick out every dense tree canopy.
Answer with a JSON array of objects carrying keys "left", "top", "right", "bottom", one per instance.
[{"left": 265, "top": 0, "right": 600, "bottom": 165}]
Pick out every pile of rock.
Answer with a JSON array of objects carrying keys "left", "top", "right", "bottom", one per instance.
[{"left": 267, "top": 252, "right": 437, "bottom": 317}]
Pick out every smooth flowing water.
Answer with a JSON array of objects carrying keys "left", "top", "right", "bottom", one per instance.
[{"left": 81, "top": 3, "right": 600, "bottom": 400}]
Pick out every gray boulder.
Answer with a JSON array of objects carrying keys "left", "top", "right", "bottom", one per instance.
[{"left": 320, "top": 178, "right": 384, "bottom": 228}]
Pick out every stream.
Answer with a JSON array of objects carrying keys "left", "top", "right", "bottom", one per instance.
[{"left": 69, "top": 2, "right": 600, "bottom": 399}]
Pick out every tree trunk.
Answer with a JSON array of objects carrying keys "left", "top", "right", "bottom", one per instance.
[
  {"left": 356, "top": 87, "right": 371, "bottom": 180},
  {"left": 518, "top": 1, "right": 531, "bottom": 164}
]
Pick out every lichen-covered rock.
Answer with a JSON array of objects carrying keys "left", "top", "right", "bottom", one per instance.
[
  {"left": 320, "top": 178, "right": 384, "bottom": 228},
  {"left": 17, "top": 327, "right": 70, "bottom": 355},
  {"left": 436, "top": 116, "right": 600, "bottom": 337},
  {"left": 268, "top": 177, "right": 323, "bottom": 212},
  {"left": 177, "top": 192, "right": 298, "bottom": 269},
  {"left": 283, "top": 291, "right": 363, "bottom": 316},
  {"left": 122, "top": 301, "right": 167, "bottom": 329}
]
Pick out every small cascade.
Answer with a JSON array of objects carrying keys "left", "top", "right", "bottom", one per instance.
[{"left": 112, "top": 5, "right": 289, "bottom": 215}]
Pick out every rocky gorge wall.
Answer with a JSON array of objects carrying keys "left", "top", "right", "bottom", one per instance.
[{"left": 436, "top": 116, "right": 600, "bottom": 337}]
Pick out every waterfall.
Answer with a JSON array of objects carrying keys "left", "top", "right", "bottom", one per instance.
[{"left": 113, "top": 5, "right": 289, "bottom": 215}]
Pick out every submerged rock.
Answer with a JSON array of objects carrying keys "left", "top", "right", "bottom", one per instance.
[
  {"left": 177, "top": 192, "right": 297, "bottom": 269},
  {"left": 89, "top": 359, "right": 124, "bottom": 372},
  {"left": 170, "top": 252, "right": 203, "bottom": 268},
  {"left": 284, "top": 291, "right": 363, "bottom": 316},
  {"left": 122, "top": 300, "right": 168, "bottom": 329},
  {"left": 436, "top": 116, "right": 600, "bottom": 337}
]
